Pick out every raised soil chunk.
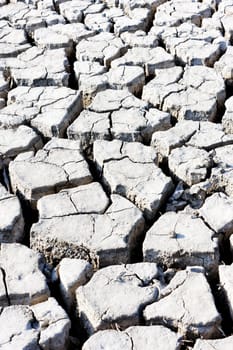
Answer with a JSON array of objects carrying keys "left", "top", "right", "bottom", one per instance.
[
  {"left": 215, "top": 46, "right": 233, "bottom": 85},
  {"left": 108, "top": 65, "right": 145, "bottom": 95},
  {"left": 0, "top": 20, "right": 31, "bottom": 58},
  {"left": 0, "top": 3, "right": 65, "bottom": 34},
  {"left": 168, "top": 146, "right": 211, "bottom": 186},
  {"left": 222, "top": 96, "right": 233, "bottom": 135},
  {"left": 153, "top": 0, "right": 212, "bottom": 28},
  {"left": 76, "top": 263, "right": 163, "bottom": 335},
  {"left": 94, "top": 139, "right": 173, "bottom": 220},
  {"left": 76, "top": 32, "right": 126, "bottom": 68},
  {"left": 67, "top": 88, "right": 171, "bottom": 146},
  {"left": 0, "top": 305, "right": 40, "bottom": 350},
  {"left": 152, "top": 22, "right": 223, "bottom": 67},
  {"left": 31, "top": 297, "right": 71, "bottom": 350},
  {"left": 120, "top": 30, "right": 159, "bottom": 48},
  {"left": 0, "top": 86, "right": 83, "bottom": 138},
  {"left": 57, "top": 258, "right": 93, "bottom": 311},
  {"left": 41, "top": 22, "right": 96, "bottom": 45},
  {"left": 31, "top": 190, "right": 145, "bottom": 267},
  {"left": 111, "top": 46, "right": 175, "bottom": 76},
  {"left": 58, "top": 0, "right": 97, "bottom": 23},
  {"left": 199, "top": 192, "right": 233, "bottom": 237},
  {"left": 9, "top": 138, "right": 92, "bottom": 207},
  {"left": 151, "top": 120, "right": 199, "bottom": 159},
  {"left": 142, "top": 65, "right": 225, "bottom": 122},
  {"left": 187, "top": 121, "right": 233, "bottom": 150},
  {"left": 89, "top": 88, "right": 148, "bottom": 113},
  {"left": 6, "top": 46, "right": 70, "bottom": 87},
  {"left": 0, "top": 126, "right": 42, "bottom": 166},
  {"left": 193, "top": 336, "right": 233, "bottom": 350},
  {"left": 0, "top": 243, "right": 50, "bottom": 306},
  {"left": 0, "top": 184, "right": 24, "bottom": 243},
  {"left": 144, "top": 267, "right": 222, "bottom": 339},
  {"left": 82, "top": 325, "right": 182, "bottom": 350},
  {"left": 219, "top": 264, "right": 233, "bottom": 320},
  {"left": 37, "top": 182, "right": 110, "bottom": 218},
  {"left": 143, "top": 211, "right": 219, "bottom": 277}
]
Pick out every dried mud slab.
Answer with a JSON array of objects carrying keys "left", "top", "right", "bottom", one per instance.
[
  {"left": 67, "top": 88, "right": 170, "bottom": 146},
  {"left": 0, "top": 126, "right": 42, "bottom": 165},
  {"left": 30, "top": 184, "right": 145, "bottom": 267},
  {"left": 111, "top": 46, "right": 175, "bottom": 76},
  {"left": 9, "top": 138, "right": 92, "bottom": 206},
  {"left": 153, "top": 0, "right": 212, "bottom": 28},
  {"left": 199, "top": 192, "right": 233, "bottom": 238},
  {"left": 0, "top": 243, "right": 49, "bottom": 306},
  {"left": 31, "top": 297, "right": 71, "bottom": 350},
  {"left": 94, "top": 139, "right": 173, "bottom": 220},
  {"left": 144, "top": 267, "right": 222, "bottom": 339},
  {"left": 193, "top": 336, "right": 233, "bottom": 350},
  {"left": 219, "top": 264, "right": 233, "bottom": 320},
  {"left": 151, "top": 22, "right": 224, "bottom": 67},
  {"left": 82, "top": 326, "right": 182, "bottom": 350},
  {"left": 0, "top": 298, "right": 70, "bottom": 350},
  {"left": 222, "top": 96, "right": 233, "bottom": 135},
  {"left": 76, "top": 263, "right": 163, "bottom": 334},
  {"left": 56, "top": 258, "right": 93, "bottom": 311},
  {"left": 0, "top": 184, "right": 24, "bottom": 243},
  {"left": 168, "top": 146, "right": 211, "bottom": 186},
  {"left": 142, "top": 65, "right": 225, "bottom": 122},
  {"left": 3, "top": 46, "right": 70, "bottom": 88},
  {"left": 0, "top": 86, "right": 83, "bottom": 138},
  {"left": 143, "top": 211, "right": 219, "bottom": 278}
]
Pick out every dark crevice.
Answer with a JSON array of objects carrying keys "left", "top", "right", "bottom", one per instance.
[
  {"left": 67, "top": 44, "right": 79, "bottom": 90},
  {"left": 218, "top": 235, "right": 232, "bottom": 265},
  {"left": 1, "top": 267, "right": 10, "bottom": 306},
  {"left": 18, "top": 195, "right": 39, "bottom": 248},
  {"left": 210, "top": 275, "right": 233, "bottom": 337}
]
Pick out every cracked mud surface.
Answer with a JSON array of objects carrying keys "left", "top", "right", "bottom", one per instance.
[{"left": 1, "top": 0, "right": 233, "bottom": 349}]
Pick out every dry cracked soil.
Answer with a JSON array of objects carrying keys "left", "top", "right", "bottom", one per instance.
[{"left": 1, "top": 0, "right": 233, "bottom": 349}]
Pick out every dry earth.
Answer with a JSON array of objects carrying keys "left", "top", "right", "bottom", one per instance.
[{"left": 1, "top": 0, "right": 233, "bottom": 349}]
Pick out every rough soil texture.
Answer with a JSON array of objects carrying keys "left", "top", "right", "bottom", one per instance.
[{"left": 1, "top": 0, "right": 233, "bottom": 349}]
